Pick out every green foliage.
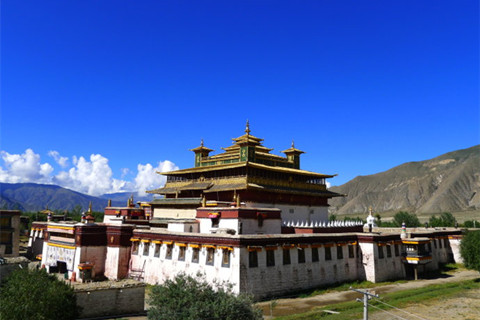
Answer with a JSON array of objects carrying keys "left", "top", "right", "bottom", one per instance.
[
  {"left": 148, "top": 273, "right": 262, "bottom": 320},
  {"left": 328, "top": 214, "right": 337, "bottom": 221},
  {"left": 0, "top": 268, "right": 79, "bottom": 320},
  {"left": 429, "top": 212, "right": 456, "bottom": 227},
  {"left": 463, "top": 220, "right": 480, "bottom": 228},
  {"left": 460, "top": 230, "right": 480, "bottom": 272},
  {"left": 393, "top": 211, "right": 420, "bottom": 227}
]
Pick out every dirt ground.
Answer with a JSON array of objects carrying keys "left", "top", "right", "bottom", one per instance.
[
  {"left": 367, "top": 289, "right": 480, "bottom": 320},
  {"left": 258, "top": 269, "right": 480, "bottom": 319},
  {"left": 119, "top": 269, "right": 479, "bottom": 320}
]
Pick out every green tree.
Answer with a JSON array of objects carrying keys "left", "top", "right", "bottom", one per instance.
[
  {"left": 0, "top": 268, "right": 79, "bottom": 320},
  {"left": 460, "top": 230, "right": 480, "bottom": 272},
  {"left": 463, "top": 220, "right": 480, "bottom": 228},
  {"left": 148, "top": 274, "right": 262, "bottom": 320},
  {"left": 393, "top": 211, "right": 420, "bottom": 227},
  {"left": 429, "top": 212, "right": 456, "bottom": 227}
]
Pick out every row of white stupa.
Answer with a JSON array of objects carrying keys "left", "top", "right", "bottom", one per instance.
[{"left": 282, "top": 220, "right": 363, "bottom": 228}]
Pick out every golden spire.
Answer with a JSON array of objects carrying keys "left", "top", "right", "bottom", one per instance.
[
  {"left": 245, "top": 120, "right": 250, "bottom": 135},
  {"left": 292, "top": 140, "right": 295, "bottom": 148},
  {"left": 88, "top": 201, "right": 92, "bottom": 214},
  {"left": 200, "top": 139, "right": 204, "bottom": 147}
]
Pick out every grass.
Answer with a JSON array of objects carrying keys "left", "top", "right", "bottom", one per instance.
[
  {"left": 274, "top": 278, "right": 480, "bottom": 320},
  {"left": 295, "top": 279, "right": 408, "bottom": 299}
]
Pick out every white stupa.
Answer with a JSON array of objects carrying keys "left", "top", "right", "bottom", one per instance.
[{"left": 364, "top": 206, "right": 377, "bottom": 228}]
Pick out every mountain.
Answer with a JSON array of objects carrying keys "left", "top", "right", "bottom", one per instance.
[
  {"left": 0, "top": 183, "right": 123, "bottom": 212},
  {"left": 328, "top": 145, "right": 480, "bottom": 215},
  {"left": 99, "top": 191, "right": 153, "bottom": 204}
]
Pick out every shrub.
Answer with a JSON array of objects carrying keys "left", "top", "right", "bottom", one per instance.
[
  {"left": 460, "top": 230, "right": 480, "bottom": 272},
  {"left": 148, "top": 273, "right": 262, "bottom": 320},
  {"left": 0, "top": 268, "right": 79, "bottom": 320}
]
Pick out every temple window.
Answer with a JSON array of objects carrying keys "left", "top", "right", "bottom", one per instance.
[
  {"left": 165, "top": 244, "right": 173, "bottom": 259},
  {"left": 211, "top": 217, "right": 219, "bottom": 228},
  {"left": 283, "top": 249, "right": 291, "bottom": 265},
  {"left": 386, "top": 245, "right": 392, "bottom": 258},
  {"left": 178, "top": 246, "right": 186, "bottom": 261},
  {"left": 132, "top": 242, "right": 139, "bottom": 255},
  {"left": 206, "top": 248, "right": 215, "bottom": 266},
  {"left": 289, "top": 208, "right": 294, "bottom": 214},
  {"left": 439, "top": 239, "right": 442, "bottom": 248},
  {"left": 444, "top": 238, "right": 449, "bottom": 248},
  {"left": 249, "top": 251, "right": 258, "bottom": 268},
  {"left": 348, "top": 245, "right": 355, "bottom": 258},
  {"left": 378, "top": 246, "right": 384, "bottom": 259},
  {"left": 312, "top": 247, "right": 319, "bottom": 262},
  {"left": 394, "top": 244, "right": 400, "bottom": 256},
  {"left": 154, "top": 244, "right": 161, "bottom": 257},
  {"left": 297, "top": 248, "right": 305, "bottom": 263},
  {"left": 266, "top": 250, "right": 275, "bottom": 267},
  {"left": 221, "top": 249, "right": 230, "bottom": 268},
  {"left": 192, "top": 248, "right": 200, "bottom": 263},
  {"left": 325, "top": 247, "right": 332, "bottom": 261},
  {"left": 143, "top": 243, "right": 150, "bottom": 256},
  {"left": 337, "top": 246, "right": 343, "bottom": 260}
]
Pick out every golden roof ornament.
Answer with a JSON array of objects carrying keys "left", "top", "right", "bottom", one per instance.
[{"left": 245, "top": 120, "right": 251, "bottom": 135}]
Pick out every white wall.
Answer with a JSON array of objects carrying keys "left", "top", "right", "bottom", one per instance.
[
  {"left": 246, "top": 202, "right": 328, "bottom": 224},
  {"left": 197, "top": 218, "right": 281, "bottom": 234},
  {"left": 153, "top": 208, "right": 197, "bottom": 219},
  {"left": 130, "top": 242, "right": 241, "bottom": 292}
]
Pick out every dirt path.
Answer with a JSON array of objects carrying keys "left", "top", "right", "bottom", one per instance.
[{"left": 258, "top": 270, "right": 480, "bottom": 318}]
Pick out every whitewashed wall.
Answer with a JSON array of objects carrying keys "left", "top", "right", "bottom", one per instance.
[{"left": 246, "top": 202, "right": 329, "bottom": 224}]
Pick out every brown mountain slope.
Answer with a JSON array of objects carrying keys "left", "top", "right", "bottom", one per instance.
[{"left": 328, "top": 145, "right": 480, "bottom": 215}]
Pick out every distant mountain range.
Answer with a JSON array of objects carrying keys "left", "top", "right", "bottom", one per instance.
[
  {"left": 1, "top": 146, "right": 478, "bottom": 214},
  {"left": 0, "top": 183, "right": 152, "bottom": 212},
  {"left": 329, "top": 145, "right": 480, "bottom": 215}
]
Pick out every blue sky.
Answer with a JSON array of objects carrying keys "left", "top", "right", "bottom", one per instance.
[{"left": 1, "top": 1, "right": 478, "bottom": 196}]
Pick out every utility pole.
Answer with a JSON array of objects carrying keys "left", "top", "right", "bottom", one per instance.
[{"left": 350, "top": 287, "right": 379, "bottom": 320}]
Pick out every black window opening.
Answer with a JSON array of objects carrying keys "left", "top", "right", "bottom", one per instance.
[
  {"left": 337, "top": 246, "right": 343, "bottom": 260},
  {"left": 266, "top": 250, "right": 275, "bottom": 267},
  {"left": 325, "top": 247, "right": 332, "bottom": 261},
  {"left": 283, "top": 249, "right": 291, "bottom": 265},
  {"left": 378, "top": 246, "right": 384, "bottom": 259},
  {"left": 211, "top": 217, "right": 219, "bottom": 228},
  {"left": 311, "top": 247, "right": 319, "bottom": 262},
  {"left": 386, "top": 245, "right": 392, "bottom": 258},
  {"left": 249, "top": 250, "right": 258, "bottom": 268},
  {"left": 297, "top": 248, "right": 306, "bottom": 263},
  {"left": 394, "top": 244, "right": 400, "bottom": 256},
  {"left": 348, "top": 245, "right": 354, "bottom": 258}
]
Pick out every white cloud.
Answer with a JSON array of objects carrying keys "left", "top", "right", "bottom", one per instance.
[
  {"left": 326, "top": 181, "right": 331, "bottom": 188},
  {"left": 1, "top": 148, "right": 178, "bottom": 197},
  {"left": 120, "top": 168, "right": 130, "bottom": 178},
  {"left": 0, "top": 149, "right": 53, "bottom": 184},
  {"left": 48, "top": 150, "right": 69, "bottom": 167},
  {"left": 134, "top": 160, "right": 178, "bottom": 196},
  {"left": 53, "top": 154, "right": 126, "bottom": 196}
]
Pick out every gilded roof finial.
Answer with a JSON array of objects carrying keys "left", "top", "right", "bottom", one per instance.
[
  {"left": 88, "top": 201, "right": 92, "bottom": 213},
  {"left": 292, "top": 140, "right": 295, "bottom": 148},
  {"left": 200, "top": 139, "right": 204, "bottom": 147},
  {"left": 245, "top": 120, "right": 250, "bottom": 135}
]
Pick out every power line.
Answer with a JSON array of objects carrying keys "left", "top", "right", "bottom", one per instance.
[
  {"left": 368, "top": 302, "right": 410, "bottom": 320},
  {"left": 372, "top": 298, "right": 430, "bottom": 320}
]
